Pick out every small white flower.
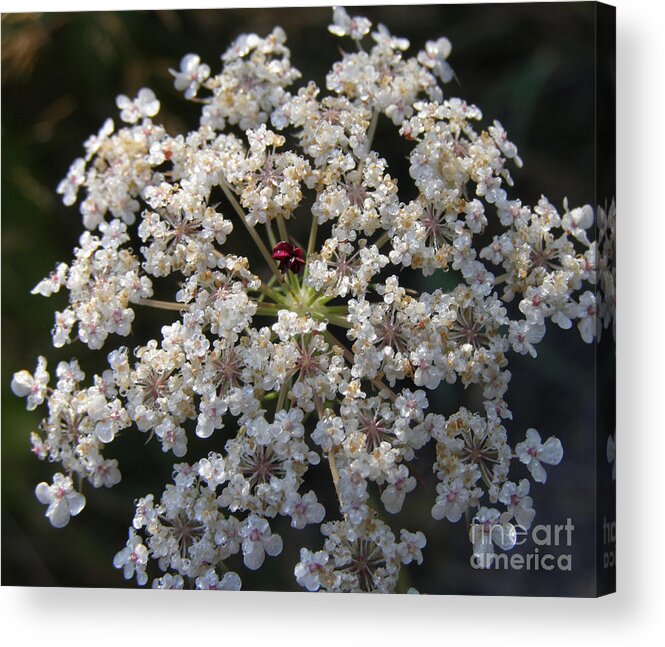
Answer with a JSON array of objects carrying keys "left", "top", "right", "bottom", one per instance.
[
  {"left": 152, "top": 573, "right": 184, "bottom": 589},
  {"left": 11, "top": 356, "right": 49, "bottom": 411},
  {"left": 576, "top": 291, "right": 597, "bottom": 344},
  {"left": 170, "top": 53, "right": 210, "bottom": 99},
  {"left": 282, "top": 490, "right": 325, "bottom": 529},
  {"left": 418, "top": 37, "right": 454, "bottom": 83},
  {"left": 432, "top": 478, "right": 470, "bottom": 522},
  {"left": 56, "top": 157, "right": 86, "bottom": 206},
  {"left": 509, "top": 320, "right": 546, "bottom": 358},
  {"left": 195, "top": 568, "right": 242, "bottom": 590},
  {"left": 115, "top": 87, "right": 160, "bottom": 124},
  {"left": 328, "top": 6, "right": 372, "bottom": 41},
  {"left": 398, "top": 529, "right": 426, "bottom": 565},
  {"left": 31, "top": 263, "right": 68, "bottom": 297},
  {"left": 294, "top": 548, "right": 329, "bottom": 591},
  {"left": 498, "top": 479, "right": 536, "bottom": 529},
  {"left": 515, "top": 429, "right": 563, "bottom": 484},
  {"left": 113, "top": 529, "right": 148, "bottom": 585},
  {"left": 239, "top": 515, "right": 283, "bottom": 570},
  {"left": 83, "top": 118, "right": 114, "bottom": 161},
  {"left": 89, "top": 458, "right": 122, "bottom": 489},
  {"left": 35, "top": 473, "right": 86, "bottom": 528},
  {"left": 562, "top": 202, "right": 594, "bottom": 246},
  {"left": 380, "top": 465, "right": 416, "bottom": 514},
  {"left": 469, "top": 507, "right": 516, "bottom": 568}
]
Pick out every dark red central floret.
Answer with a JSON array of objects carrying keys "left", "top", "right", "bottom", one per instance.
[{"left": 272, "top": 241, "right": 305, "bottom": 275}]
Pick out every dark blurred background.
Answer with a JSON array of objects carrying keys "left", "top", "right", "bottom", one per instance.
[{"left": 2, "top": 3, "right": 599, "bottom": 594}]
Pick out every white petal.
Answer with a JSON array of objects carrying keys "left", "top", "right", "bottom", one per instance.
[
  {"left": 539, "top": 436, "right": 563, "bottom": 465},
  {"left": 493, "top": 523, "right": 517, "bottom": 550},
  {"left": 220, "top": 572, "right": 242, "bottom": 591},
  {"left": 243, "top": 545, "right": 265, "bottom": 570},
  {"left": 67, "top": 492, "right": 86, "bottom": 517},
  {"left": 48, "top": 500, "right": 71, "bottom": 528},
  {"left": 525, "top": 428, "right": 541, "bottom": 444},
  {"left": 515, "top": 506, "right": 535, "bottom": 530},
  {"left": 113, "top": 549, "right": 127, "bottom": 569},
  {"left": 264, "top": 533, "right": 283, "bottom": 557},
  {"left": 528, "top": 460, "right": 548, "bottom": 484},
  {"left": 95, "top": 421, "right": 115, "bottom": 443},
  {"left": 35, "top": 482, "right": 52, "bottom": 504},
  {"left": 87, "top": 394, "right": 107, "bottom": 421},
  {"left": 11, "top": 372, "right": 33, "bottom": 397},
  {"left": 447, "top": 502, "right": 463, "bottom": 523}
]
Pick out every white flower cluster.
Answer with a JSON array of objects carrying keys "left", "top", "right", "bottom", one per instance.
[
  {"left": 596, "top": 199, "right": 616, "bottom": 340},
  {"left": 14, "top": 8, "right": 602, "bottom": 592},
  {"left": 12, "top": 357, "right": 124, "bottom": 527},
  {"left": 32, "top": 219, "right": 153, "bottom": 349},
  {"left": 295, "top": 517, "right": 425, "bottom": 592}
]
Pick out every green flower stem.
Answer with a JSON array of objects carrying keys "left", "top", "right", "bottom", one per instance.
[
  {"left": 255, "top": 303, "right": 285, "bottom": 317},
  {"left": 374, "top": 231, "right": 390, "bottom": 251},
  {"left": 366, "top": 108, "right": 379, "bottom": 152},
  {"left": 323, "top": 330, "right": 354, "bottom": 364},
  {"left": 256, "top": 282, "right": 290, "bottom": 305},
  {"left": 276, "top": 214, "right": 289, "bottom": 243},
  {"left": 318, "top": 314, "right": 352, "bottom": 329},
  {"left": 257, "top": 274, "right": 278, "bottom": 303},
  {"left": 276, "top": 378, "right": 290, "bottom": 413},
  {"left": 371, "top": 376, "right": 398, "bottom": 402},
  {"left": 306, "top": 215, "right": 319, "bottom": 258},
  {"left": 136, "top": 298, "right": 187, "bottom": 312},
  {"left": 323, "top": 305, "right": 350, "bottom": 314},
  {"left": 286, "top": 269, "right": 299, "bottom": 295},
  {"left": 328, "top": 447, "right": 344, "bottom": 509},
  {"left": 266, "top": 219, "right": 278, "bottom": 249},
  {"left": 356, "top": 108, "right": 380, "bottom": 177},
  {"left": 324, "top": 329, "right": 398, "bottom": 401},
  {"left": 219, "top": 177, "right": 282, "bottom": 282}
]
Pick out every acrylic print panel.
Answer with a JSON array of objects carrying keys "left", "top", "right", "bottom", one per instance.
[{"left": 1, "top": 3, "right": 614, "bottom": 595}]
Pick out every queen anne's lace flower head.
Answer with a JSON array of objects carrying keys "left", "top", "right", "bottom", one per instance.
[{"left": 13, "top": 8, "right": 601, "bottom": 592}]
